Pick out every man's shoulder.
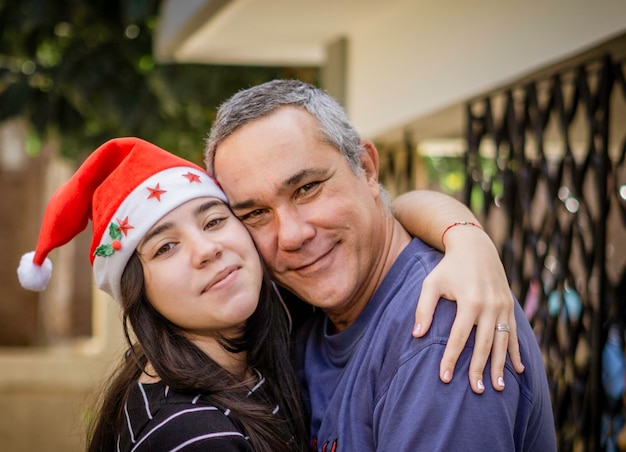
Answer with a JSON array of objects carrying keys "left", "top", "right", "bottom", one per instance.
[
  {"left": 388, "top": 237, "right": 443, "bottom": 279},
  {"left": 377, "top": 238, "right": 449, "bottom": 315}
]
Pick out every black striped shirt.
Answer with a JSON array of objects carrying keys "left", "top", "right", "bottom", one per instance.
[{"left": 117, "top": 374, "right": 275, "bottom": 451}]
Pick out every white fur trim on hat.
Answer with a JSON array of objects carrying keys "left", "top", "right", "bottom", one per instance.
[
  {"left": 93, "top": 166, "right": 226, "bottom": 303},
  {"left": 17, "top": 251, "right": 53, "bottom": 291}
]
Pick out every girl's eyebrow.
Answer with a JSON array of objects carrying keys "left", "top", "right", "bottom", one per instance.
[
  {"left": 139, "top": 222, "right": 173, "bottom": 250},
  {"left": 139, "top": 199, "right": 227, "bottom": 249},
  {"left": 195, "top": 199, "right": 225, "bottom": 216}
]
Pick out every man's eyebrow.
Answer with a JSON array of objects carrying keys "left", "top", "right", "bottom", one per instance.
[
  {"left": 283, "top": 168, "right": 327, "bottom": 190},
  {"left": 230, "top": 199, "right": 258, "bottom": 212},
  {"left": 229, "top": 168, "right": 328, "bottom": 212}
]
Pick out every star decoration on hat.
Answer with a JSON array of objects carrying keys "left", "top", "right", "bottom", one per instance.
[
  {"left": 147, "top": 183, "right": 167, "bottom": 201},
  {"left": 182, "top": 172, "right": 201, "bottom": 183},
  {"left": 115, "top": 216, "right": 134, "bottom": 236}
]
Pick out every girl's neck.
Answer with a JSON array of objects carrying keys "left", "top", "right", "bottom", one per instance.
[
  {"left": 138, "top": 334, "right": 250, "bottom": 384},
  {"left": 138, "top": 361, "right": 161, "bottom": 383},
  {"left": 191, "top": 334, "right": 249, "bottom": 377}
]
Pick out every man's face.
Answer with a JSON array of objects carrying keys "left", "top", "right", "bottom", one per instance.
[{"left": 212, "top": 107, "right": 385, "bottom": 317}]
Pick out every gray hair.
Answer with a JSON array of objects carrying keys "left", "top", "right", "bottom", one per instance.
[
  {"left": 204, "top": 79, "right": 364, "bottom": 175},
  {"left": 204, "top": 79, "right": 390, "bottom": 211}
]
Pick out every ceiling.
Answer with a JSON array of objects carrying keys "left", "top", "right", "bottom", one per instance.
[
  {"left": 155, "top": 0, "right": 405, "bottom": 66},
  {"left": 154, "top": 1, "right": 626, "bottom": 150}
]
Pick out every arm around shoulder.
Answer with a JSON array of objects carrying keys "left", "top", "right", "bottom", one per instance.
[
  {"left": 392, "top": 189, "right": 524, "bottom": 393},
  {"left": 374, "top": 343, "right": 520, "bottom": 451}
]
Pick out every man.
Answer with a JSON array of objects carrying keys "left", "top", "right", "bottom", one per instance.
[{"left": 205, "top": 79, "right": 556, "bottom": 450}]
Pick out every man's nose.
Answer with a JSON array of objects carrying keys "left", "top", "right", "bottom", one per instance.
[{"left": 276, "top": 208, "right": 315, "bottom": 252}]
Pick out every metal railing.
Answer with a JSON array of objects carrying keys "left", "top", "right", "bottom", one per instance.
[{"left": 464, "top": 53, "right": 626, "bottom": 451}]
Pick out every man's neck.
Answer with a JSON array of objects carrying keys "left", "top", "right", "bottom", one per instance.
[{"left": 326, "top": 217, "right": 412, "bottom": 332}]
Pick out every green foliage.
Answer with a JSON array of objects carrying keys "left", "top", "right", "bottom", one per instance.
[
  {"left": 0, "top": 0, "right": 318, "bottom": 163},
  {"left": 422, "top": 155, "right": 503, "bottom": 213},
  {"left": 423, "top": 156, "right": 466, "bottom": 194}
]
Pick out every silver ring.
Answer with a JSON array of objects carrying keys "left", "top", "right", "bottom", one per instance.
[{"left": 495, "top": 323, "right": 511, "bottom": 332}]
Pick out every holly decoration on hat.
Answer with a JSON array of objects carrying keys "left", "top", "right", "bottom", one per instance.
[{"left": 94, "top": 222, "right": 126, "bottom": 257}]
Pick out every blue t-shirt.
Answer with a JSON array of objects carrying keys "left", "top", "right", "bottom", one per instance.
[{"left": 296, "top": 238, "right": 556, "bottom": 451}]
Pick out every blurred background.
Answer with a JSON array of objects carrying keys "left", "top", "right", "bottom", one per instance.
[{"left": 0, "top": 1, "right": 625, "bottom": 450}]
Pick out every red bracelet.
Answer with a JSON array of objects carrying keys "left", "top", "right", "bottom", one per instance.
[{"left": 441, "top": 221, "right": 483, "bottom": 250}]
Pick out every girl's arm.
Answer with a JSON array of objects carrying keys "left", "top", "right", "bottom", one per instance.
[{"left": 392, "top": 190, "right": 525, "bottom": 394}]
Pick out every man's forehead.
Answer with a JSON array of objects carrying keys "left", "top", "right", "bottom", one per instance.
[{"left": 212, "top": 107, "right": 340, "bottom": 201}]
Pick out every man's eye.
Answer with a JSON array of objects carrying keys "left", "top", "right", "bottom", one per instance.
[
  {"left": 298, "top": 181, "right": 319, "bottom": 195},
  {"left": 238, "top": 209, "right": 264, "bottom": 222}
]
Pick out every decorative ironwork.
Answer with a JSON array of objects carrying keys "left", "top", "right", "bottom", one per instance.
[
  {"left": 378, "top": 131, "right": 416, "bottom": 197},
  {"left": 465, "top": 53, "right": 626, "bottom": 451}
]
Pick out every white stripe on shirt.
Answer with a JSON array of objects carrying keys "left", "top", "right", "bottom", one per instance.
[
  {"left": 137, "top": 383, "right": 154, "bottom": 420},
  {"left": 123, "top": 401, "right": 136, "bottom": 444},
  {"left": 247, "top": 374, "right": 266, "bottom": 397},
  {"left": 130, "top": 406, "right": 219, "bottom": 452},
  {"left": 169, "top": 431, "right": 246, "bottom": 452}
]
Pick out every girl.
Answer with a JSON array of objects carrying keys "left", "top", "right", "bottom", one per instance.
[{"left": 17, "top": 137, "right": 308, "bottom": 451}]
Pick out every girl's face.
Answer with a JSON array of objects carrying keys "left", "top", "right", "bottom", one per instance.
[{"left": 136, "top": 197, "right": 263, "bottom": 340}]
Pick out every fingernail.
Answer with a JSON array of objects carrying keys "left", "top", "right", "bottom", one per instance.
[
  {"left": 412, "top": 323, "right": 422, "bottom": 336},
  {"left": 443, "top": 370, "right": 451, "bottom": 382},
  {"left": 477, "top": 380, "right": 485, "bottom": 390},
  {"left": 498, "top": 377, "right": 505, "bottom": 387}
]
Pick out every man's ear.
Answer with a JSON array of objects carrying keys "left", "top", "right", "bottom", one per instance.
[{"left": 359, "top": 140, "right": 380, "bottom": 187}]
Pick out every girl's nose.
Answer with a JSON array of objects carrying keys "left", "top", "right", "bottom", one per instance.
[{"left": 191, "top": 235, "right": 224, "bottom": 267}]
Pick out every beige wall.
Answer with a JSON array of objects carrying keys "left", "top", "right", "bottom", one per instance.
[
  {"left": 0, "top": 290, "right": 125, "bottom": 451},
  {"left": 0, "top": 123, "right": 126, "bottom": 450}
]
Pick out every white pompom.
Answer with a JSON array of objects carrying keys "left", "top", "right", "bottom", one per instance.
[{"left": 17, "top": 251, "right": 53, "bottom": 291}]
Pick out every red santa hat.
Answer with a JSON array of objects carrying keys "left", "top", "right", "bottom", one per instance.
[{"left": 17, "top": 137, "right": 227, "bottom": 304}]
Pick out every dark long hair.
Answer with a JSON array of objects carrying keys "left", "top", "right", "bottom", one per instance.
[{"left": 87, "top": 253, "right": 308, "bottom": 451}]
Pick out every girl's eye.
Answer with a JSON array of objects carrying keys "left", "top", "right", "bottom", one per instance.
[
  {"left": 154, "top": 242, "right": 175, "bottom": 257},
  {"left": 205, "top": 217, "right": 226, "bottom": 230}
]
